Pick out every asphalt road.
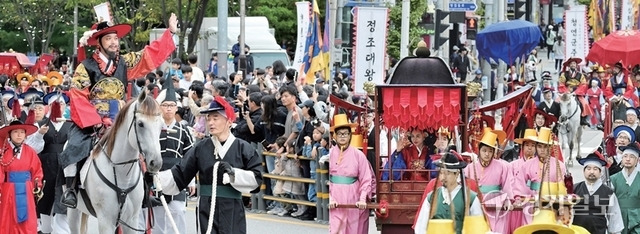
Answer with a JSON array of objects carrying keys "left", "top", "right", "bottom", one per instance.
[
  {"left": 84, "top": 48, "right": 599, "bottom": 233},
  {"left": 85, "top": 125, "right": 600, "bottom": 234}
]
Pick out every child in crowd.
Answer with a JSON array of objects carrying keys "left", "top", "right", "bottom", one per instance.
[
  {"left": 267, "top": 137, "right": 288, "bottom": 215},
  {"left": 280, "top": 140, "right": 306, "bottom": 217}
]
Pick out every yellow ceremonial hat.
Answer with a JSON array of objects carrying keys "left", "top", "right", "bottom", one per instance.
[
  {"left": 330, "top": 114, "right": 358, "bottom": 132},
  {"left": 16, "top": 72, "right": 34, "bottom": 84},
  {"left": 534, "top": 127, "right": 557, "bottom": 145},
  {"left": 427, "top": 220, "right": 455, "bottom": 234},
  {"left": 514, "top": 209, "right": 574, "bottom": 234},
  {"left": 462, "top": 215, "right": 491, "bottom": 234},
  {"left": 479, "top": 128, "right": 505, "bottom": 149},
  {"left": 42, "top": 71, "right": 63, "bottom": 86},
  {"left": 350, "top": 134, "right": 363, "bottom": 149},
  {"left": 514, "top": 129, "right": 537, "bottom": 144}
]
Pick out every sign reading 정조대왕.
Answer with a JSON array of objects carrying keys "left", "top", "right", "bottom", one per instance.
[{"left": 352, "top": 7, "right": 389, "bottom": 95}]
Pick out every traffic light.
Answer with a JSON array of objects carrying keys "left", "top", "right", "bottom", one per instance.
[
  {"left": 466, "top": 17, "right": 478, "bottom": 40},
  {"left": 515, "top": 0, "right": 526, "bottom": 20},
  {"left": 435, "top": 9, "right": 450, "bottom": 49}
]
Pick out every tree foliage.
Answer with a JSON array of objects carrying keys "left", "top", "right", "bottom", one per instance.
[
  {"left": 246, "top": 0, "right": 298, "bottom": 48},
  {"left": 0, "top": 0, "right": 76, "bottom": 54},
  {"left": 387, "top": 0, "right": 427, "bottom": 60}
]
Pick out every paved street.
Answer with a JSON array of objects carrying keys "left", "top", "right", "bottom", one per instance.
[{"left": 83, "top": 48, "right": 601, "bottom": 233}]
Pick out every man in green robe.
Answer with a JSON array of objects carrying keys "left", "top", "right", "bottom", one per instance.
[
  {"left": 611, "top": 143, "right": 640, "bottom": 234},
  {"left": 413, "top": 152, "right": 483, "bottom": 234}
]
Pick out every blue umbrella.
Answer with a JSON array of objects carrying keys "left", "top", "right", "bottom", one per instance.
[{"left": 476, "top": 20, "right": 543, "bottom": 65}]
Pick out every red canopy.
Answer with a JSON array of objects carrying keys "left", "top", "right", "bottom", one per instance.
[
  {"left": 29, "top": 53, "right": 55, "bottom": 75},
  {"left": 0, "top": 52, "right": 35, "bottom": 77},
  {"left": 474, "top": 85, "right": 534, "bottom": 140},
  {"left": 380, "top": 85, "right": 464, "bottom": 131}
]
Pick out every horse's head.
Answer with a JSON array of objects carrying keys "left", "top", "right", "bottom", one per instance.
[
  {"left": 559, "top": 92, "right": 574, "bottom": 103},
  {"left": 128, "top": 91, "right": 163, "bottom": 173}
]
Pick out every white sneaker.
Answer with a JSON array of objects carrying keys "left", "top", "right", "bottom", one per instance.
[
  {"left": 267, "top": 207, "right": 282, "bottom": 215},
  {"left": 291, "top": 209, "right": 304, "bottom": 217},
  {"left": 277, "top": 209, "right": 289, "bottom": 217}
]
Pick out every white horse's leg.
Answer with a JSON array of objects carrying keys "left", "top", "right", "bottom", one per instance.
[
  {"left": 96, "top": 211, "right": 118, "bottom": 234},
  {"left": 123, "top": 186, "right": 145, "bottom": 234},
  {"left": 576, "top": 124, "right": 583, "bottom": 159},
  {"left": 67, "top": 208, "right": 82, "bottom": 234}
]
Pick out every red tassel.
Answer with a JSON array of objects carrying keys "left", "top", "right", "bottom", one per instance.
[
  {"left": 11, "top": 98, "right": 21, "bottom": 118},
  {"left": 25, "top": 109, "right": 35, "bottom": 125},
  {"left": 49, "top": 101, "right": 62, "bottom": 122}
]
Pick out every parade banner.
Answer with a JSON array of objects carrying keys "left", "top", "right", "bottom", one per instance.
[
  {"left": 352, "top": 7, "right": 389, "bottom": 95},
  {"left": 621, "top": 0, "right": 634, "bottom": 30},
  {"left": 292, "top": 2, "right": 311, "bottom": 72},
  {"left": 564, "top": 6, "right": 589, "bottom": 62}
]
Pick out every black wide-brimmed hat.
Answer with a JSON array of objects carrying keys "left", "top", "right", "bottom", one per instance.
[
  {"left": 434, "top": 151, "right": 467, "bottom": 170},
  {"left": 578, "top": 148, "right": 607, "bottom": 167}
]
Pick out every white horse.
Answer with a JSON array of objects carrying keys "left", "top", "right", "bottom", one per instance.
[
  {"left": 68, "top": 91, "right": 164, "bottom": 234},
  {"left": 558, "top": 92, "right": 582, "bottom": 167}
]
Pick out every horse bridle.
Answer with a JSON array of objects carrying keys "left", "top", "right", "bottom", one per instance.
[
  {"left": 92, "top": 102, "right": 149, "bottom": 232},
  {"left": 558, "top": 98, "right": 579, "bottom": 135}
]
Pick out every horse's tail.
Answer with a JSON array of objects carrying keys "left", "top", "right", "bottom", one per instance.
[{"left": 80, "top": 212, "right": 88, "bottom": 234}]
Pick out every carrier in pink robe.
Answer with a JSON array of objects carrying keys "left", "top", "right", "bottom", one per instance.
[
  {"left": 464, "top": 159, "right": 514, "bottom": 234},
  {"left": 328, "top": 146, "right": 375, "bottom": 234},
  {"left": 508, "top": 155, "right": 538, "bottom": 232}
]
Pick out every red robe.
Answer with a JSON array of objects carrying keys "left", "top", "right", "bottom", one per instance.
[
  {"left": 70, "top": 30, "right": 177, "bottom": 128},
  {"left": 401, "top": 145, "right": 434, "bottom": 181},
  {"left": 604, "top": 73, "right": 639, "bottom": 107},
  {"left": 586, "top": 87, "right": 603, "bottom": 125},
  {"left": 0, "top": 142, "right": 43, "bottom": 234}
]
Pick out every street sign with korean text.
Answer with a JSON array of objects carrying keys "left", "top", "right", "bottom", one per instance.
[{"left": 449, "top": 2, "right": 478, "bottom": 12}]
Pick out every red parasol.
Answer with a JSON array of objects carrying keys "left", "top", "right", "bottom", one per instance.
[{"left": 586, "top": 30, "right": 640, "bottom": 67}]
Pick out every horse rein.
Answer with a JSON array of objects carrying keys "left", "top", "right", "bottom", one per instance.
[{"left": 92, "top": 102, "right": 150, "bottom": 232}]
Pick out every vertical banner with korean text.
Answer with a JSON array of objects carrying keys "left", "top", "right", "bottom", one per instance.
[
  {"left": 621, "top": 0, "right": 634, "bottom": 30},
  {"left": 353, "top": 7, "right": 389, "bottom": 95},
  {"left": 292, "top": 2, "right": 311, "bottom": 71},
  {"left": 564, "top": 6, "right": 589, "bottom": 62}
]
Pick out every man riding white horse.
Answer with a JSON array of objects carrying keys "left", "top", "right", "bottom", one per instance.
[
  {"left": 558, "top": 57, "right": 592, "bottom": 126},
  {"left": 60, "top": 14, "right": 179, "bottom": 208}
]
